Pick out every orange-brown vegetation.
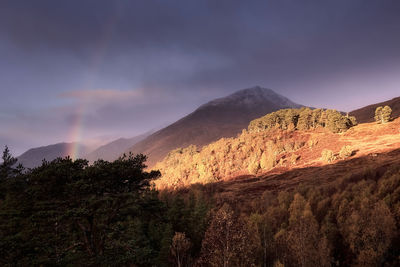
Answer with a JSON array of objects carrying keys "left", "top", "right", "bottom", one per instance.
[
  {"left": 154, "top": 108, "right": 400, "bottom": 190},
  {"left": 154, "top": 128, "right": 311, "bottom": 188}
]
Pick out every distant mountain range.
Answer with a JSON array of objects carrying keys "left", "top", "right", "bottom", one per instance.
[
  {"left": 125, "top": 86, "right": 303, "bottom": 166},
  {"left": 350, "top": 96, "right": 400, "bottom": 123},
  {"left": 17, "top": 142, "right": 90, "bottom": 169}
]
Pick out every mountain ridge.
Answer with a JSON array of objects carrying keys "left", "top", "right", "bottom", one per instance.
[{"left": 85, "top": 132, "right": 151, "bottom": 163}]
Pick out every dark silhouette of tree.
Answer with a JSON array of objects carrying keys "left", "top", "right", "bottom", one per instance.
[{"left": 0, "top": 146, "right": 22, "bottom": 180}]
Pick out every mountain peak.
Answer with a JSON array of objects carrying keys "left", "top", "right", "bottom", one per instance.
[{"left": 198, "top": 86, "right": 301, "bottom": 110}]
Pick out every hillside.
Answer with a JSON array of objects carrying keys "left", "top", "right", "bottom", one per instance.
[
  {"left": 17, "top": 142, "right": 89, "bottom": 169},
  {"left": 154, "top": 108, "right": 400, "bottom": 189},
  {"left": 126, "top": 86, "right": 302, "bottom": 167},
  {"left": 85, "top": 133, "right": 149, "bottom": 163},
  {"left": 349, "top": 96, "right": 400, "bottom": 123}
]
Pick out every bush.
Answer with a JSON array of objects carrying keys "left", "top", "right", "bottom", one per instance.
[
  {"left": 339, "top": 145, "right": 353, "bottom": 159},
  {"left": 291, "top": 154, "right": 300, "bottom": 165},
  {"left": 260, "top": 151, "right": 276, "bottom": 170},
  {"left": 321, "top": 149, "right": 335, "bottom": 163},
  {"left": 248, "top": 160, "right": 260, "bottom": 175}
]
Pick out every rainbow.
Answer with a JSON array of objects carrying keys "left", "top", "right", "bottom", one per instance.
[
  {"left": 66, "top": 104, "right": 86, "bottom": 160},
  {"left": 65, "top": 5, "right": 121, "bottom": 160}
]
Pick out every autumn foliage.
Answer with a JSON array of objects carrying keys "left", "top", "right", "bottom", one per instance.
[{"left": 154, "top": 108, "right": 357, "bottom": 188}]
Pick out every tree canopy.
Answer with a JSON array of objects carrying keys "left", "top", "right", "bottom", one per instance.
[
  {"left": 375, "top": 105, "right": 392, "bottom": 123},
  {"left": 248, "top": 108, "right": 357, "bottom": 133}
]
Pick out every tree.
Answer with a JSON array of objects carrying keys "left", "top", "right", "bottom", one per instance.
[
  {"left": 382, "top": 106, "right": 392, "bottom": 123},
  {"left": 0, "top": 146, "right": 21, "bottom": 180},
  {"left": 340, "top": 199, "right": 396, "bottom": 266},
  {"left": 375, "top": 106, "right": 392, "bottom": 123},
  {"left": 297, "top": 108, "right": 313, "bottom": 130},
  {"left": 375, "top": 106, "right": 383, "bottom": 123},
  {"left": 0, "top": 153, "right": 166, "bottom": 266},
  {"left": 248, "top": 213, "right": 276, "bottom": 267},
  {"left": 170, "top": 232, "right": 191, "bottom": 267},
  {"left": 198, "top": 204, "right": 257, "bottom": 266},
  {"left": 283, "top": 194, "right": 331, "bottom": 267}
]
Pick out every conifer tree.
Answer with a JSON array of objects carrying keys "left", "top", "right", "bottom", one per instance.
[
  {"left": 0, "top": 146, "right": 19, "bottom": 180},
  {"left": 382, "top": 105, "right": 392, "bottom": 123},
  {"left": 375, "top": 106, "right": 383, "bottom": 123}
]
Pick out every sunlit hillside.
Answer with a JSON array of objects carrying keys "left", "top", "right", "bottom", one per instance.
[{"left": 154, "top": 108, "right": 400, "bottom": 189}]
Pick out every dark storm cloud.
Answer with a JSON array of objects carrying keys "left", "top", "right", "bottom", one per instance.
[
  {"left": 1, "top": 0, "right": 400, "bottom": 154},
  {"left": 2, "top": 0, "right": 400, "bottom": 93}
]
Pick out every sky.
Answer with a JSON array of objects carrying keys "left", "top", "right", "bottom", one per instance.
[{"left": 1, "top": 0, "right": 400, "bottom": 155}]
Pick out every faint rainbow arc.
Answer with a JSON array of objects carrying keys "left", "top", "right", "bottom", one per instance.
[{"left": 65, "top": 10, "right": 119, "bottom": 160}]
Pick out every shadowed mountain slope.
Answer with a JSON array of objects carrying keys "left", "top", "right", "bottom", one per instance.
[
  {"left": 85, "top": 133, "right": 149, "bottom": 163},
  {"left": 126, "top": 86, "right": 302, "bottom": 167},
  {"left": 17, "top": 142, "right": 89, "bottom": 169},
  {"left": 349, "top": 96, "right": 400, "bottom": 123}
]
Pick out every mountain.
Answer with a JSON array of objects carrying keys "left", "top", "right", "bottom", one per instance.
[
  {"left": 85, "top": 133, "right": 149, "bottom": 163},
  {"left": 17, "top": 142, "right": 90, "bottom": 169},
  {"left": 349, "top": 96, "right": 400, "bottom": 123},
  {"left": 126, "top": 86, "right": 302, "bottom": 167}
]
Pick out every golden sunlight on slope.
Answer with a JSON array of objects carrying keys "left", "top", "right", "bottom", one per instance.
[{"left": 153, "top": 117, "right": 400, "bottom": 190}]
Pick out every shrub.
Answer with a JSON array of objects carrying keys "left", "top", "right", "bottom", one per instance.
[
  {"left": 260, "top": 151, "right": 276, "bottom": 170},
  {"left": 321, "top": 149, "right": 335, "bottom": 163},
  {"left": 339, "top": 145, "right": 353, "bottom": 159},
  {"left": 248, "top": 160, "right": 260, "bottom": 175},
  {"left": 308, "top": 139, "right": 318, "bottom": 148},
  {"left": 291, "top": 154, "right": 300, "bottom": 165}
]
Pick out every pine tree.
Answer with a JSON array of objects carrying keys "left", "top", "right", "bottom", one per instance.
[
  {"left": 297, "top": 108, "right": 313, "bottom": 130},
  {"left": 0, "top": 146, "right": 19, "bottom": 180},
  {"left": 382, "top": 105, "right": 392, "bottom": 123},
  {"left": 375, "top": 106, "right": 383, "bottom": 123}
]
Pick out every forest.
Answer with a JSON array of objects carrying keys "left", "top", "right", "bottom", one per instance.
[{"left": 1, "top": 144, "right": 400, "bottom": 266}]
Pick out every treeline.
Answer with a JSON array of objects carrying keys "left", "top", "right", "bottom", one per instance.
[{"left": 248, "top": 108, "right": 357, "bottom": 133}]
